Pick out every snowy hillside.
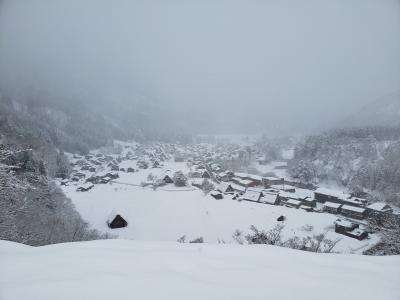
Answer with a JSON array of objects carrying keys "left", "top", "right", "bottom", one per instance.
[
  {"left": 0, "top": 239, "right": 399, "bottom": 300},
  {"left": 341, "top": 92, "right": 400, "bottom": 128}
]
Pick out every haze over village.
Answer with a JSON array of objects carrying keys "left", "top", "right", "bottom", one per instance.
[{"left": 0, "top": 1, "right": 399, "bottom": 300}]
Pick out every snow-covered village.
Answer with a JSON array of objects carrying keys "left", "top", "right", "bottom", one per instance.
[
  {"left": 56, "top": 137, "right": 396, "bottom": 255},
  {"left": 1, "top": 1, "right": 400, "bottom": 299}
]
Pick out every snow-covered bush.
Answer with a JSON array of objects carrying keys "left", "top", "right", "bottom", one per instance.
[
  {"left": 173, "top": 171, "right": 187, "bottom": 187},
  {"left": 189, "top": 237, "right": 204, "bottom": 243},
  {"left": 232, "top": 229, "right": 245, "bottom": 245},
  {"left": 201, "top": 179, "right": 214, "bottom": 195},
  {"left": 245, "top": 224, "right": 284, "bottom": 246},
  {"left": 239, "top": 224, "right": 340, "bottom": 253}
]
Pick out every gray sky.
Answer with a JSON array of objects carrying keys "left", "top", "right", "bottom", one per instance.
[{"left": 0, "top": 0, "right": 399, "bottom": 135}]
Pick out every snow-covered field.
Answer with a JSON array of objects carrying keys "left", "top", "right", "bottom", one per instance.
[
  {"left": 62, "top": 159, "right": 379, "bottom": 254},
  {"left": 1, "top": 239, "right": 399, "bottom": 300}
]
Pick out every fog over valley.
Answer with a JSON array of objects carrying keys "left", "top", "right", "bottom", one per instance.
[
  {"left": 1, "top": 0, "right": 399, "bottom": 135},
  {"left": 1, "top": 2, "right": 400, "bottom": 300}
]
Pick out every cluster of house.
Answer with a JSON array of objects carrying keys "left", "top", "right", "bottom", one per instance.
[
  {"left": 315, "top": 188, "right": 394, "bottom": 220},
  {"left": 62, "top": 143, "right": 174, "bottom": 192},
  {"left": 209, "top": 175, "right": 312, "bottom": 210},
  {"left": 63, "top": 142, "right": 397, "bottom": 239},
  {"left": 204, "top": 170, "right": 395, "bottom": 240}
]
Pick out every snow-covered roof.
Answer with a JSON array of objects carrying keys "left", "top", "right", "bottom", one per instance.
[
  {"left": 367, "top": 202, "right": 391, "bottom": 212},
  {"left": 299, "top": 205, "right": 312, "bottom": 210},
  {"left": 107, "top": 210, "right": 118, "bottom": 223},
  {"left": 314, "top": 188, "right": 350, "bottom": 199},
  {"left": 279, "top": 191, "right": 308, "bottom": 200},
  {"left": 238, "top": 179, "right": 254, "bottom": 186},
  {"left": 345, "top": 197, "right": 367, "bottom": 206},
  {"left": 271, "top": 184, "right": 295, "bottom": 190},
  {"left": 334, "top": 219, "right": 355, "bottom": 228},
  {"left": 302, "top": 197, "right": 315, "bottom": 203},
  {"left": 230, "top": 183, "right": 246, "bottom": 192},
  {"left": 247, "top": 174, "right": 262, "bottom": 181},
  {"left": 247, "top": 187, "right": 264, "bottom": 193},
  {"left": 341, "top": 205, "right": 366, "bottom": 213},
  {"left": 286, "top": 199, "right": 302, "bottom": 206},
  {"left": 263, "top": 193, "right": 278, "bottom": 204},
  {"left": 234, "top": 172, "right": 249, "bottom": 178},
  {"left": 264, "top": 176, "right": 281, "bottom": 181},
  {"left": 241, "top": 190, "right": 262, "bottom": 202},
  {"left": 324, "top": 202, "right": 342, "bottom": 209},
  {"left": 217, "top": 183, "right": 233, "bottom": 192}
]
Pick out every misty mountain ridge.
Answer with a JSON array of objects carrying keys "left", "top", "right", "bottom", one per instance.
[{"left": 340, "top": 92, "right": 400, "bottom": 128}]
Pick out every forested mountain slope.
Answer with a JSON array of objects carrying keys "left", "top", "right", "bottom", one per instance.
[
  {"left": 0, "top": 93, "right": 196, "bottom": 245},
  {"left": 0, "top": 97, "right": 123, "bottom": 245},
  {"left": 288, "top": 126, "right": 400, "bottom": 206}
]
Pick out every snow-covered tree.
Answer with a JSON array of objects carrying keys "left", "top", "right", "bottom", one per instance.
[{"left": 173, "top": 171, "right": 187, "bottom": 187}]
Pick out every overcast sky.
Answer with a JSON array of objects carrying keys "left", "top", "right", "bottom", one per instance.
[{"left": 0, "top": 0, "right": 399, "bottom": 135}]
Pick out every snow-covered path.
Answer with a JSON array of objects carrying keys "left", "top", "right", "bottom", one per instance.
[{"left": 0, "top": 239, "right": 399, "bottom": 300}]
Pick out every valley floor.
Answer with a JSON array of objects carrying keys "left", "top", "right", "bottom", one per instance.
[
  {"left": 62, "top": 159, "right": 379, "bottom": 253},
  {"left": 0, "top": 239, "right": 399, "bottom": 300}
]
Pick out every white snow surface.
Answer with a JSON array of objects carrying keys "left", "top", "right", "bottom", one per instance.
[{"left": 1, "top": 239, "right": 399, "bottom": 300}]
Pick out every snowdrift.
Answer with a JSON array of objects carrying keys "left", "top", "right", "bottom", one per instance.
[{"left": 1, "top": 239, "right": 399, "bottom": 300}]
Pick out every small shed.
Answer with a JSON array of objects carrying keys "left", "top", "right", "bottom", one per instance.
[
  {"left": 210, "top": 191, "right": 224, "bottom": 200},
  {"left": 107, "top": 213, "right": 128, "bottom": 229},
  {"left": 277, "top": 215, "right": 286, "bottom": 222}
]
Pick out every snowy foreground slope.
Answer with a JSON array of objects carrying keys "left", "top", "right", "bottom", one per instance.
[{"left": 0, "top": 240, "right": 399, "bottom": 300}]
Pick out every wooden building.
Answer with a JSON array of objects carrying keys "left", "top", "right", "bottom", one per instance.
[
  {"left": 341, "top": 205, "right": 367, "bottom": 220},
  {"left": 367, "top": 202, "right": 393, "bottom": 216},
  {"left": 217, "top": 183, "right": 235, "bottom": 194},
  {"left": 107, "top": 214, "right": 128, "bottom": 229},
  {"left": 240, "top": 190, "right": 263, "bottom": 203},
  {"left": 285, "top": 199, "right": 302, "bottom": 209},
  {"left": 323, "top": 202, "right": 343, "bottom": 214},
  {"left": 334, "top": 219, "right": 368, "bottom": 240},
  {"left": 262, "top": 192, "right": 280, "bottom": 205},
  {"left": 314, "top": 188, "right": 348, "bottom": 204},
  {"left": 262, "top": 177, "right": 284, "bottom": 188}
]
